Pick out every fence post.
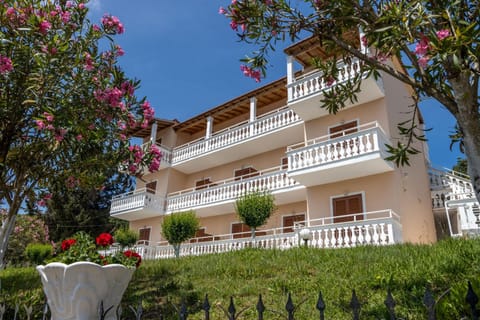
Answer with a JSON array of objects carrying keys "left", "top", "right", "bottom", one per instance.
[
  {"left": 384, "top": 289, "right": 396, "bottom": 320},
  {"left": 202, "top": 294, "right": 210, "bottom": 320},
  {"left": 256, "top": 294, "right": 265, "bottom": 320},
  {"left": 466, "top": 281, "right": 479, "bottom": 320},
  {"left": 228, "top": 296, "right": 236, "bottom": 320},
  {"left": 350, "top": 290, "right": 360, "bottom": 320},
  {"left": 285, "top": 293, "right": 294, "bottom": 320},
  {"left": 423, "top": 287, "right": 436, "bottom": 320},
  {"left": 316, "top": 291, "right": 325, "bottom": 320}
]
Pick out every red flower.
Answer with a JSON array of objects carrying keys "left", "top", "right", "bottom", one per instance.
[
  {"left": 61, "top": 238, "right": 76, "bottom": 251},
  {"left": 96, "top": 233, "right": 113, "bottom": 247},
  {"left": 123, "top": 250, "right": 142, "bottom": 268}
]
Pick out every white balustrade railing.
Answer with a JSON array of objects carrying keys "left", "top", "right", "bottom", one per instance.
[
  {"left": 429, "top": 167, "right": 475, "bottom": 208},
  {"left": 287, "top": 58, "right": 362, "bottom": 102},
  {"left": 132, "top": 209, "right": 402, "bottom": 260},
  {"left": 110, "top": 188, "right": 165, "bottom": 214},
  {"left": 287, "top": 122, "right": 390, "bottom": 172},
  {"left": 171, "top": 107, "right": 302, "bottom": 164},
  {"left": 166, "top": 166, "right": 299, "bottom": 212}
]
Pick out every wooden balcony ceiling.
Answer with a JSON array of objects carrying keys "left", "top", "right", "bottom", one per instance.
[
  {"left": 126, "top": 118, "right": 179, "bottom": 139},
  {"left": 173, "top": 77, "right": 287, "bottom": 135},
  {"left": 284, "top": 33, "right": 359, "bottom": 67}
]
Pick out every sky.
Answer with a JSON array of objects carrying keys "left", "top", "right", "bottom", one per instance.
[{"left": 88, "top": 0, "right": 463, "bottom": 170}]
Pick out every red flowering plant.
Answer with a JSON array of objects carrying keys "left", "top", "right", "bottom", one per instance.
[{"left": 54, "top": 231, "right": 141, "bottom": 268}]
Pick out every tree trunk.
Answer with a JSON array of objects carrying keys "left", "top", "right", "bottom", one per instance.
[
  {"left": 450, "top": 75, "right": 480, "bottom": 205},
  {"left": 173, "top": 243, "right": 180, "bottom": 258},
  {"left": 251, "top": 228, "right": 256, "bottom": 248},
  {"left": 0, "top": 210, "right": 17, "bottom": 269}
]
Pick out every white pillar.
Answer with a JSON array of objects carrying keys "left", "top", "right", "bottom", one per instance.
[
  {"left": 286, "top": 55, "right": 295, "bottom": 101},
  {"left": 205, "top": 116, "right": 213, "bottom": 139},
  {"left": 150, "top": 121, "right": 157, "bottom": 143},
  {"left": 359, "top": 26, "right": 368, "bottom": 55},
  {"left": 249, "top": 97, "right": 257, "bottom": 136}
]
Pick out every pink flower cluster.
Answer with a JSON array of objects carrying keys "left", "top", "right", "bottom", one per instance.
[
  {"left": 148, "top": 144, "right": 162, "bottom": 172},
  {"left": 414, "top": 29, "right": 451, "bottom": 68},
  {"left": 101, "top": 14, "right": 125, "bottom": 34},
  {"left": 37, "top": 193, "right": 52, "bottom": 207},
  {"left": 94, "top": 87, "right": 124, "bottom": 108},
  {"left": 141, "top": 101, "right": 154, "bottom": 128},
  {"left": 240, "top": 65, "right": 261, "bottom": 82},
  {"left": 128, "top": 145, "right": 144, "bottom": 174},
  {"left": 84, "top": 52, "right": 94, "bottom": 71},
  {"left": 0, "top": 55, "right": 13, "bottom": 74}
]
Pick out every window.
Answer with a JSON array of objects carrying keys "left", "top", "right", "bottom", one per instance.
[
  {"left": 283, "top": 214, "right": 305, "bottom": 233},
  {"left": 281, "top": 157, "right": 288, "bottom": 170},
  {"left": 195, "top": 178, "right": 212, "bottom": 190},
  {"left": 231, "top": 222, "right": 251, "bottom": 239},
  {"left": 146, "top": 181, "right": 157, "bottom": 194},
  {"left": 234, "top": 166, "right": 259, "bottom": 180},
  {"left": 332, "top": 194, "right": 363, "bottom": 223}
]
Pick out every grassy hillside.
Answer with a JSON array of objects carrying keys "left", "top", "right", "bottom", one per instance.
[{"left": 2, "top": 238, "right": 480, "bottom": 319}]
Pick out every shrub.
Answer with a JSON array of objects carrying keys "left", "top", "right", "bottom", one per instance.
[
  {"left": 114, "top": 228, "right": 139, "bottom": 248},
  {"left": 24, "top": 243, "right": 53, "bottom": 265},
  {"left": 161, "top": 211, "right": 199, "bottom": 258},
  {"left": 235, "top": 190, "right": 276, "bottom": 238}
]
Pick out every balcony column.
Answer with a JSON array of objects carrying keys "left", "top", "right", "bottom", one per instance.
[
  {"left": 286, "top": 55, "right": 295, "bottom": 101},
  {"left": 150, "top": 121, "right": 158, "bottom": 144},
  {"left": 249, "top": 97, "right": 257, "bottom": 136},
  {"left": 205, "top": 116, "right": 213, "bottom": 150},
  {"left": 359, "top": 26, "right": 369, "bottom": 55}
]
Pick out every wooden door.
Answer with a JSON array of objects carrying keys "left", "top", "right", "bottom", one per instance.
[
  {"left": 234, "top": 167, "right": 259, "bottom": 180},
  {"left": 329, "top": 121, "right": 358, "bottom": 138},
  {"left": 138, "top": 227, "right": 151, "bottom": 245},
  {"left": 231, "top": 222, "right": 251, "bottom": 239},
  {"left": 283, "top": 214, "right": 306, "bottom": 233},
  {"left": 195, "top": 178, "right": 211, "bottom": 190},
  {"left": 332, "top": 194, "right": 363, "bottom": 223}
]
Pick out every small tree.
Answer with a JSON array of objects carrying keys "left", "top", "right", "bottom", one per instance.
[
  {"left": 235, "top": 190, "right": 276, "bottom": 240},
  {"left": 114, "top": 228, "right": 138, "bottom": 249},
  {"left": 161, "top": 211, "right": 199, "bottom": 258}
]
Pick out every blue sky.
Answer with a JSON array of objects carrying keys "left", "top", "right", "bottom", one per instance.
[{"left": 88, "top": 0, "right": 463, "bottom": 170}]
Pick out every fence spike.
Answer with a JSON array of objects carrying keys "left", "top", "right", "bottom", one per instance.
[
  {"left": 179, "top": 299, "right": 188, "bottom": 320},
  {"left": 350, "top": 290, "right": 361, "bottom": 320},
  {"left": 384, "top": 289, "right": 396, "bottom": 320},
  {"left": 228, "top": 296, "right": 236, "bottom": 320},
  {"left": 285, "top": 293, "right": 294, "bottom": 320},
  {"left": 256, "top": 294, "right": 265, "bottom": 320},
  {"left": 13, "top": 303, "right": 18, "bottom": 320},
  {"left": 42, "top": 302, "right": 48, "bottom": 320},
  {"left": 316, "top": 291, "right": 325, "bottom": 320},
  {"left": 423, "top": 286, "right": 435, "bottom": 320},
  {"left": 202, "top": 294, "right": 210, "bottom": 320},
  {"left": 466, "top": 281, "right": 479, "bottom": 320},
  {"left": 24, "top": 304, "right": 33, "bottom": 320},
  {"left": 0, "top": 304, "right": 6, "bottom": 320}
]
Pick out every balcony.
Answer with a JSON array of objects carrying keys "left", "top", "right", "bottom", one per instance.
[
  {"left": 166, "top": 166, "right": 305, "bottom": 216},
  {"left": 286, "top": 122, "right": 394, "bottom": 186},
  {"left": 287, "top": 58, "right": 384, "bottom": 121},
  {"left": 171, "top": 107, "right": 303, "bottom": 173},
  {"left": 131, "top": 209, "right": 402, "bottom": 259},
  {"left": 110, "top": 188, "right": 165, "bottom": 221}
]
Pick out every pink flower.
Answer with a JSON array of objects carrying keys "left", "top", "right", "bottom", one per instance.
[
  {"left": 418, "top": 56, "right": 429, "bottom": 68},
  {"left": 43, "top": 112, "right": 54, "bottom": 122},
  {"left": 148, "top": 157, "right": 160, "bottom": 172},
  {"left": 436, "top": 29, "right": 451, "bottom": 41},
  {"left": 219, "top": 7, "right": 227, "bottom": 15},
  {"left": 44, "top": 193, "right": 53, "bottom": 200},
  {"left": 35, "top": 120, "right": 46, "bottom": 130},
  {"left": 414, "top": 36, "right": 430, "bottom": 56},
  {"left": 101, "top": 14, "right": 124, "bottom": 34},
  {"left": 84, "top": 52, "right": 94, "bottom": 71},
  {"left": 92, "top": 24, "right": 101, "bottom": 32},
  {"left": 37, "top": 199, "right": 46, "bottom": 207},
  {"left": 39, "top": 20, "right": 51, "bottom": 34},
  {"left": 115, "top": 45, "right": 125, "bottom": 56},
  {"left": 76, "top": 134, "right": 83, "bottom": 141},
  {"left": 240, "top": 65, "right": 261, "bottom": 82},
  {"left": 0, "top": 55, "right": 13, "bottom": 74},
  {"left": 230, "top": 20, "right": 238, "bottom": 31},
  {"left": 61, "top": 11, "right": 71, "bottom": 23},
  {"left": 78, "top": 3, "right": 86, "bottom": 9}
]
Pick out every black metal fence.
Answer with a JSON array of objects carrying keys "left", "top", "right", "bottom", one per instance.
[{"left": 3, "top": 282, "right": 480, "bottom": 319}]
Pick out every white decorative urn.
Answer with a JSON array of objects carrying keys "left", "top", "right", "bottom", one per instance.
[{"left": 36, "top": 262, "right": 134, "bottom": 320}]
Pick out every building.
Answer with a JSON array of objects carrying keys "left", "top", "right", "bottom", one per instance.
[{"left": 109, "top": 36, "right": 480, "bottom": 258}]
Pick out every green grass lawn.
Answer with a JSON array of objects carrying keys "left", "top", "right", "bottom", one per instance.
[{"left": 2, "top": 238, "right": 480, "bottom": 319}]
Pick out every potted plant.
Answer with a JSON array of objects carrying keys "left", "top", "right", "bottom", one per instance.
[{"left": 36, "top": 231, "right": 141, "bottom": 320}]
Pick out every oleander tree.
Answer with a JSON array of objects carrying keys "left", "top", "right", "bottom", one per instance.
[
  {"left": 220, "top": 0, "right": 480, "bottom": 204},
  {"left": 0, "top": 0, "right": 162, "bottom": 266}
]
